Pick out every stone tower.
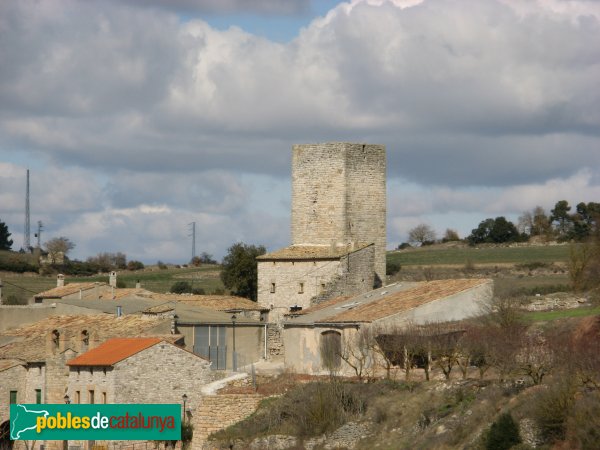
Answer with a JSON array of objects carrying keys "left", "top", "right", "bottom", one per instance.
[{"left": 291, "top": 142, "right": 386, "bottom": 283}]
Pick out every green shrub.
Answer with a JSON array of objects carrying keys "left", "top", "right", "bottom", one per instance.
[
  {"left": 170, "top": 281, "right": 192, "bottom": 294},
  {"left": 127, "top": 260, "right": 145, "bottom": 271},
  {"left": 386, "top": 261, "right": 401, "bottom": 276},
  {"left": 485, "top": 412, "right": 521, "bottom": 450},
  {"left": 192, "top": 287, "right": 206, "bottom": 295},
  {"left": 116, "top": 279, "right": 127, "bottom": 288},
  {"left": 533, "top": 379, "right": 575, "bottom": 442}
]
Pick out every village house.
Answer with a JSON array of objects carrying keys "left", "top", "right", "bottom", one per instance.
[{"left": 283, "top": 278, "right": 493, "bottom": 375}]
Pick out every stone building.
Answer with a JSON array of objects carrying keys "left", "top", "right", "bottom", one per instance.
[
  {"left": 258, "top": 142, "right": 386, "bottom": 323},
  {"left": 66, "top": 337, "right": 211, "bottom": 408},
  {"left": 283, "top": 279, "right": 493, "bottom": 375}
]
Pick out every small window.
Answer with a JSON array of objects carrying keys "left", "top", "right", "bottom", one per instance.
[
  {"left": 89, "top": 390, "right": 95, "bottom": 404},
  {"left": 35, "top": 389, "right": 41, "bottom": 404},
  {"left": 75, "top": 391, "right": 81, "bottom": 404},
  {"left": 320, "top": 283, "right": 326, "bottom": 293},
  {"left": 298, "top": 283, "right": 304, "bottom": 294},
  {"left": 51, "top": 330, "right": 60, "bottom": 348},
  {"left": 9, "top": 391, "right": 17, "bottom": 404},
  {"left": 270, "top": 283, "right": 276, "bottom": 293},
  {"left": 102, "top": 392, "right": 107, "bottom": 404},
  {"left": 81, "top": 330, "right": 89, "bottom": 347}
]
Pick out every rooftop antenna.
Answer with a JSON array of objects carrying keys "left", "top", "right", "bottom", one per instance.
[
  {"left": 188, "top": 222, "right": 196, "bottom": 261},
  {"left": 23, "top": 169, "right": 30, "bottom": 251}
]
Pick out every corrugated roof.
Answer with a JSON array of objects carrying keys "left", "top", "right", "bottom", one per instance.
[
  {"left": 35, "top": 283, "right": 101, "bottom": 299},
  {"left": 67, "top": 338, "right": 161, "bottom": 366},
  {"left": 257, "top": 243, "right": 372, "bottom": 261},
  {"left": 319, "top": 279, "right": 490, "bottom": 323}
]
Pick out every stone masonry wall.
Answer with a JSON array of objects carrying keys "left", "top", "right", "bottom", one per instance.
[
  {"left": 113, "top": 342, "right": 212, "bottom": 412},
  {"left": 311, "top": 245, "right": 375, "bottom": 305},
  {"left": 257, "top": 259, "right": 342, "bottom": 322},
  {"left": 291, "top": 143, "right": 386, "bottom": 283},
  {"left": 0, "top": 364, "right": 26, "bottom": 424},
  {"left": 194, "top": 394, "right": 262, "bottom": 449},
  {"left": 266, "top": 323, "right": 284, "bottom": 357}
]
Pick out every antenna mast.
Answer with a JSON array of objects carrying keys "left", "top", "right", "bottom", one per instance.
[
  {"left": 23, "top": 169, "right": 30, "bottom": 251},
  {"left": 35, "top": 220, "right": 43, "bottom": 248},
  {"left": 188, "top": 222, "right": 196, "bottom": 261}
]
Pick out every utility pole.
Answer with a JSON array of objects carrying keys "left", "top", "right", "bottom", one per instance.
[
  {"left": 188, "top": 222, "right": 196, "bottom": 261},
  {"left": 35, "top": 220, "right": 43, "bottom": 248},
  {"left": 23, "top": 169, "right": 30, "bottom": 251}
]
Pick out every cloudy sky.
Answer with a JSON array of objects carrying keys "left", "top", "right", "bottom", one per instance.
[{"left": 1, "top": 0, "right": 599, "bottom": 263}]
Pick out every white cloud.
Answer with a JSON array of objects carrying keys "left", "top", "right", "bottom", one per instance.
[{"left": 1, "top": 0, "right": 599, "bottom": 260}]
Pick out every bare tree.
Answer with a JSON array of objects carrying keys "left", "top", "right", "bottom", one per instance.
[
  {"left": 516, "top": 328, "right": 555, "bottom": 385},
  {"left": 408, "top": 224, "right": 436, "bottom": 246},
  {"left": 339, "top": 327, "right": 376, "bottom": 381},
  {"left": 45, "top": 236, "right": 75, "bottom": 264}
]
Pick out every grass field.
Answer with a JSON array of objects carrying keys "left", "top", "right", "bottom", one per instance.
[
  {"left": 523, "top": 306, "right": 600, "bottom": 322},
  {"left": 387, "top": 244, "right": 571, "bottom": 267},
  {"left": 1, "top": 265, "right": 226, "bottom": 300}
]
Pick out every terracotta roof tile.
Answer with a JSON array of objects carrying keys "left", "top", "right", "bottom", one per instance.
[
  {"left": 67, "top": 338, "right": 161, "bottom": 366},
  {"left": 0, "top": 315, "right": 169, "bottom": 362},
  {"left": 317, "top": 279, "right": 490, "bottom": 323},
  {"left": 35, "top": 283, "right": 101, "bottom": 299},
  {"left": 257, "top": 243, "right": 372, "bottom": 260},
  {"left": 140, "top": 294, "right": 267, "bottom": 311}
]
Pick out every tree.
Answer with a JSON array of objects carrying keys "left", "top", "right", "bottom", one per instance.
[
  {"left": 551, "top": 200, "right": 573, "bottom": 241},
  {"left": 442, "top": 228, "right": 460, "bottom": 242},
  {"left": 408, "top": 223, "right": 436, "bottom": 246},
  {"left": 220, "top": 242, "right": 266, "bottom": 301},
  {"left": 44, "top": 237, "right": 75, "bottom": 264},
  {"left": 467, "top": 217, "right": 523, "bottom": 245},
  {"left": 0, "top": 220, "right": 13, "bottom": 250}
]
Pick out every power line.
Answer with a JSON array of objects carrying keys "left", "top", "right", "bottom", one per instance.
[{"left": 1, "top": 279, "right": 40, "bottom": 295}]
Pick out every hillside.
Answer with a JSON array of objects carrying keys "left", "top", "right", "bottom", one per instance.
[{"left": 206, "top": 315, "right": 600, "bottom": 450}]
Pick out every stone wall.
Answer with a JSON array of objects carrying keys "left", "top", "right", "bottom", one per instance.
[
  {"left": 113, "top": 342, "right": 212, "bottom": 410},
  {"left": 194, "top": 394, "right": 262, "bottom": 449},
  {"left": 257, "top": 258, "right": 342, "bottom": 322},
  {"left": 67, "top": 365, "right": 116, "bottom": 404},
  {"left": 291, "top": 142, "right": 386, "bottom": 283},
  {"left": 266, "top": 324, "right": 284, "bottom": 357},
  {"left": 0, "top": 364, "right": 26, "bottom": 423},
  {"left": 311, "top": 245, "right": 375, "bottom": 305}
]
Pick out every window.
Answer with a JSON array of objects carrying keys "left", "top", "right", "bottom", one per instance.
[
  {"left": 298, "top": 282, "right": 304, "bottom": 294},
  {"left": 102, "top": 392, "right": 107, "bottom": 404},
  {"left": 320, "top": 283, "right": 326, "bottom": 293},
  {"left": 81, "top": 330, "right": 89, "bottom": 347},
  {"left": 270, "top": 283, "right": 276, "bottom": 293},
  {"left": 51, "top": 330, "right": 60, "bottom": 348},
  {"left": 9, "top": 391, "right": 17, "bottom": 404},
  {"left": 89, "top": 390, "right": 95, "bottom": 404},
  {"left": 75, "top": 391, "right": 81, "bottom": 404},
  {"left": 35, "top": 389, "right": 41, "bottom": 404}
]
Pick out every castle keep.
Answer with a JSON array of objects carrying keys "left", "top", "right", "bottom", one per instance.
[{"left": 258, "top": 142, "right": 386, "bottom": 321}]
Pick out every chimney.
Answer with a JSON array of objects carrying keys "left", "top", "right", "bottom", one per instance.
[
  {"left": 135, "top": 280, "right": 141, "bottom": 289},
  {"left": 57, "top": 274, "right": 65, "bottom": 287},
  {"left": 109, "top": 271, "right": 117, "bottom": 288},
  {"left": 116, "top": 305, "right": 122, "bottom": 318},
  {"left": 171, "top": 314, "right": 178, "bottom": 335}
]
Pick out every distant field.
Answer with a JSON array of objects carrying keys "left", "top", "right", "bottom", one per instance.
[
  {"left": 387, "top": 245, "right": 571, "bottom": 267},
  {"left": 524, "top": 306, "right": 600, "bottom": 322},
  {"left": 1, "top": 265, "right": 226, "bottom": 300}
]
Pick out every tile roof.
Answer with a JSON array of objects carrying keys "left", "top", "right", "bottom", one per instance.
[
  {"left": 319, "top": 279, "right": 490, "bottom": 323},
  {"left": 35, "top": 283, "right": 101, "bottom": 299},
  {"left": 257, "top": 243, "right": 372, "bottom": 261},
  {"left": 99, "top": 288, "right": 154, "bottom": 300},
  {"left": 287, "top": 296, "right": 352, "bottom": 316},
  {"left": 67, "top": 338, "right": 162, "bottom": 366},
  {"left": 138, "top": 293, "right": 267, "bottom": 311},
  {"left": 0, "top": 315, "right": 170, "bottom": 362}
]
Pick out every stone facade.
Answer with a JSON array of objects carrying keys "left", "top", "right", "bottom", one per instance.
[
  {"left": 194, "top": 394, "right": 262, "bottom": 449},
  {"left": 291, "top": 143, "right": 386, "bottom": 283},
  {"left": 257, "top": 244, "right": 375, "bottom": 322},
  {"left": 67, "top": 341, "right": 212, "bottom": 408}
]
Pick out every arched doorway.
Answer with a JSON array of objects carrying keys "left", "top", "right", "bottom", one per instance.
[
  {"left": 0, "top": 420, "right": 13, "bottom": 450},
  {"left": 320, "top": 330, "right": 342, "bottom": 371}
]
